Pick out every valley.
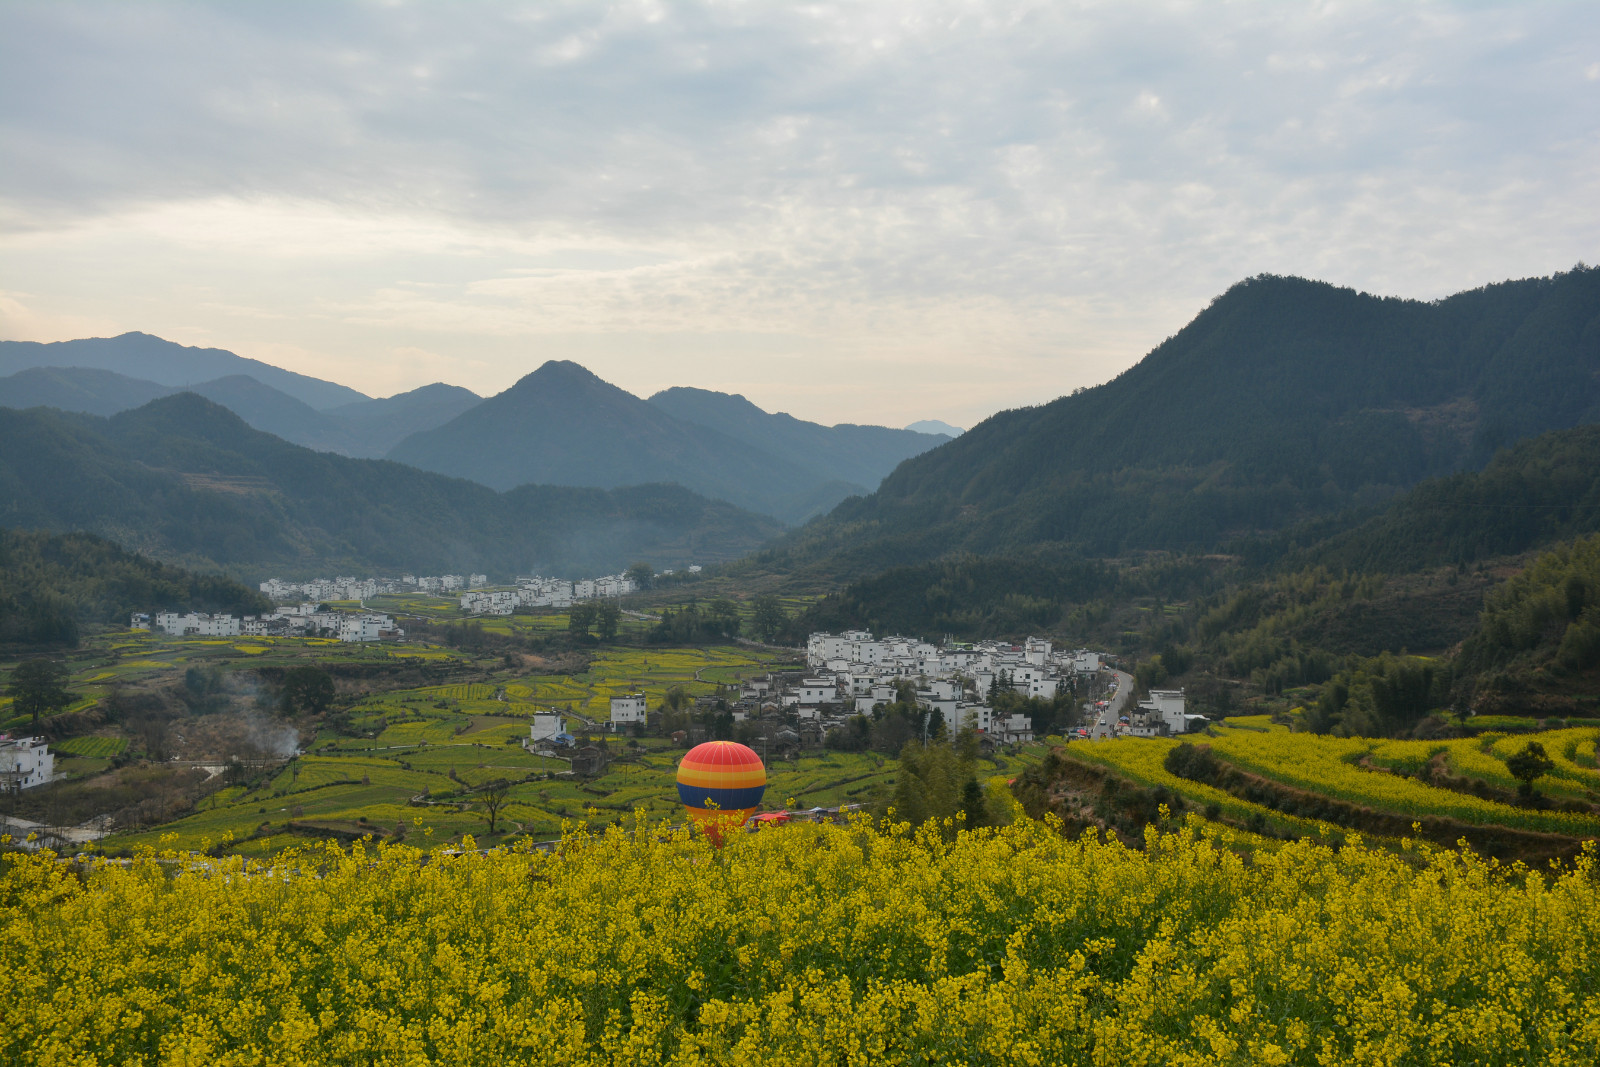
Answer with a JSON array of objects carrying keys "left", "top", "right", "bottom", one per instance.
[{"left": 5, "top": 266, "right": 1600, "bottom": 1066}]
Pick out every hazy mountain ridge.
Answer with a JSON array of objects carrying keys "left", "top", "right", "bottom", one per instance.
[
  {"left": 0, "top": 365, "right": 482, "bottom": 458},
  {"left": 0, "top": 393, "right": 783, "bottom": 579},
  {"left": 647, "top": 386, "right": 951, "bottom": 492},
  {"left": 388, "top": 361, "right": 949, "bottom": 524},
  {"left": 3, "top": 337, "right": 952, "bottom": 521},
  {"left": 0, "top": 332, "right": 368, "bottom": 410}
]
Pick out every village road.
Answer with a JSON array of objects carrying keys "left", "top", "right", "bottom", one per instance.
[{"left": 1088, "top": 669, "right": 1135, "bottom": 739}]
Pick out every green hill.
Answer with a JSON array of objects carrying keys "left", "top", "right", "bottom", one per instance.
[
  {"left": 795, "top": 423, "right": 1600, "bottom": 656},
  {"left": 0, "top": 527, "right": 270, "bottom": 647},
  {"left": 1272, "top": 424, "right": 1600, "bottom": 574},
  {"left": 766, "top": 267, "right": 1600, "bottom": 578},
  {"left": 0, "top": 394, "right": 783, "bottom": 579}
]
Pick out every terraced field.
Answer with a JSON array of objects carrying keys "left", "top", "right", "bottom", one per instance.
[
  {"left": 1055, "top": 717, "right": 1600, "bottom": 852},
  {"left": 86, "top": 640, "right": 890, "bottom": 856}
]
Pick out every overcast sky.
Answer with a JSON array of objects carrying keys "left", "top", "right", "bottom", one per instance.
[{"left": 2, "top": 1, "right": 1596, "bottom": 427}]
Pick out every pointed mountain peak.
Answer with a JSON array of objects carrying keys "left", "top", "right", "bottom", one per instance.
[{"left": 499, "top": 360, "right": 634, "bottom": 404}]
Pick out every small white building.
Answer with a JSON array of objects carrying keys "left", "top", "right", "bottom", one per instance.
[
  {"left": 1143, "top": 688, "right": 1207, "bottom": 734},
  {"left": 529, "top": 714, "right": 566, "bottom": 744},
  {"left": 153, "top": 612, "right": 242, "bottom": 637},
  {"left": 798, "top": 678, "right": 837, "bottom": 705},
  {"left": 610, "top": 693, "right": 647, "bottom": 729},
  {"left": 0, "top": 737, "right": 54, "bottom": 791},
  {"left": 338, "top": 614, "right": 396, "bottom": 642}
]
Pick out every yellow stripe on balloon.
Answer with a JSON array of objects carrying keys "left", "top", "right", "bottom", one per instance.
[{"left": 675, "top": 767, "right": 767, "bottom": 788}]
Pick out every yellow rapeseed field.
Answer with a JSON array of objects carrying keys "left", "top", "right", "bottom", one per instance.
[{"left": 4, "top": 816, "right": 1598, "bottom": 1066}]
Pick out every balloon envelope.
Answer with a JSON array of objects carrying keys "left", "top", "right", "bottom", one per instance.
[{"left": 677, "top": 741, "right": 766, "bottom": 839}]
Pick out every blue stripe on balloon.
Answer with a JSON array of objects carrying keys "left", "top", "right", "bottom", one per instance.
[{"left": 677, "top": 783, "right": 768, "bottom": 810}]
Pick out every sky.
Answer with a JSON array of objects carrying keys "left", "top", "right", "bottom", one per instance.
[{"left": 1, "top": 2, "right": 1597, "bottom": 429}]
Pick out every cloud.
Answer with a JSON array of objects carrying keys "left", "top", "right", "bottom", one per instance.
[{"left": 0, "top": 1, "right": 1595, "bottom": 425}]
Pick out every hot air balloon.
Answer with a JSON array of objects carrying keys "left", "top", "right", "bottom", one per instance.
[{"left": 676, "top": 740, "right": 766, "bottom": 843}]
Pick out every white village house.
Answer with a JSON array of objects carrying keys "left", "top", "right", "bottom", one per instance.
[
  {"left": 0, "top": 736, "right": 54, "bottom": 791},
  {"left": 609, "top": 693, "right": 648, "bottom": 730}
]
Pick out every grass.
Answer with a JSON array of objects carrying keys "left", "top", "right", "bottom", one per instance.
[{"left": 50, "top": 736, "right": 127, "bottom": 758}]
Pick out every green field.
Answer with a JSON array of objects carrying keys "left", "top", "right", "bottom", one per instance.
[
  {"left": 50, "top": 736, "right": 128, "bottom": 758},
  {"left": 50, "top": 636, "right": 882, "bottom": 855}
]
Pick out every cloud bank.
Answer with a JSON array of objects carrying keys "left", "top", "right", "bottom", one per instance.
[{"left": 2, "top": 1, "right": 1596, "bottom": 425}]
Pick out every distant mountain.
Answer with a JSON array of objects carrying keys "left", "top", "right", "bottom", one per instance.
[
  {"left": 0, "top": 364, "right": 481, "bottom": 459},
  {"left": 0, "top": 366, "right": 174, "bottom": 417},
  {"left": 184, "top": 374, "right": 357, "bottom": 454},
  {"left": 388, "top": 361, "right": 856, "bottom": 524},
  {"left": 906, "top": 419, "right": 963, "bottom": 437},
  {"left": 648, "top": 386, "right": 952, "bottom": 492},
  {"left": 764, "top": 267, "right": 1600, "bottom": 577},
  {"left": 326, "top": 383, "right": 483, "bottom": 457},
  {"left": 0, "top": 332, "right": 368, "bottom": 410},
  {"left": 0, "top": 394, "right": 783, "bottom": 579}
]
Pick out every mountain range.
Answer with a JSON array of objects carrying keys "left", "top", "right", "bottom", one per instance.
[
  {"left": 5, "top": 266, "right": 1598, "bottom": 594},
  {"left": 0, "top": 334, "right": 953, "bottom": 521},
  {"left": 0, "top": 332, "right": 368, "bottom": 409},
  {"left": 0, "top": 394, "right": 783, "bottom": 579},
  {"left": 388, "top": 363, "right": 949, "bottom": 523}
]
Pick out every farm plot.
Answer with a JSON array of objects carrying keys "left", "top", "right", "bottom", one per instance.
[
  {"left": 1206, "top": 731, "right": 1600, "bottom": 836},
  {"left": 50, "top": 736, "right": 128, "bottom": 758}
]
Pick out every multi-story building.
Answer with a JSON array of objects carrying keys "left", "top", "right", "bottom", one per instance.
[
  {"left": 0, "top": 737, "right": 54, "bottom": 791},
  {"left": 609, "top": 693, "right": 648, "bottom": 730}
]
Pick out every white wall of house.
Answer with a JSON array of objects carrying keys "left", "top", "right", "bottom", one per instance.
[
  {"left": 610, "top": 694, "right": 647, "bottom": 727},
  {"left": 0, "top": 738, "right": 53, "bottom": 790}
]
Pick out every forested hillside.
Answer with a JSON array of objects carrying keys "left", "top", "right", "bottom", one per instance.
[
  {"left": 1270, "top": 424, "right": 1600, "bottom": 574},
  {"left": 793, "top": 421, "right": 1600, "bottom": 726},
  {"left": 1457, "top": 534, "right": 1600, "bottom": 707},
  {"left": 0, "top": 395, "right": 783, "bottom": 579},
  {"left": 0, "top": 528, "right": 269, "bottom": 647},
  {"left": 765, "top": 267, "right": 1600, "bottom": 577}
]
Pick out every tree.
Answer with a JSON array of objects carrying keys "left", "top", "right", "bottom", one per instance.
[
  {"left": 708, "top": 598, "right": 741, "bottom": 638},
  {"left": 474, "top": 779, "right": 513, "bottom": 835},
  {"left": 1504, "top": 741, "right": 1556, "bottom": 798},
  {"left": 6, "top": 658, "right": 71, "bottom": 725},
  {"left": 568, "top": 601, "right": 598, "bottom": 638},
  {"left": 625, "top": 562, "right": 654, "bottom": 591},
  {"left": 282, "top": 665, "right": 335, "bottom": 714},
  {"left": 594, "top": 601, "right": 621, "bottom": 642},
  {"left": 750, "top": 595, "right": 786, "bottom": 643}
]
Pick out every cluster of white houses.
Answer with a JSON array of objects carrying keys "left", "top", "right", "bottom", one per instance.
[
  {"left": 802, "top": 629, "right": 1203, "bottom": 740},
  {"left": 0, "top": 736, "right": 54, "bottom": 791},
  {"left": 793, "top": 630, "right": 1111, "bottom": 743},
  {"left": 258, "top": 573, "right": 490, "bottom": 601},
  {"left": 132, "top": 604, "right": 403, "bottom": 642},
  {"left": 458, "top": 573, "right": 640, "bottom": 615}
]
